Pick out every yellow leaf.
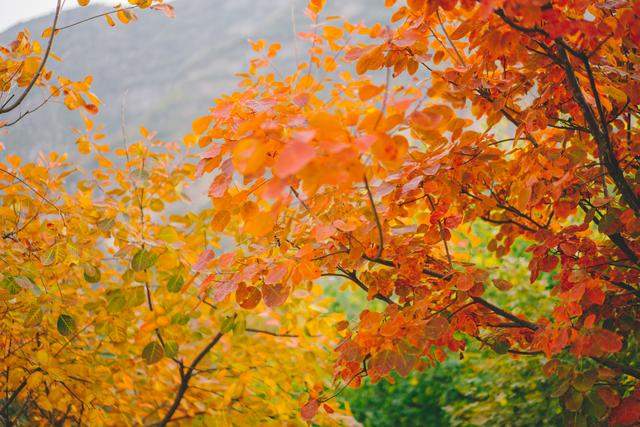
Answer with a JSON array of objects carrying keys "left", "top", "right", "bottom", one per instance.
[
  {"left": 117, "top": 9, "right": 132, "bottom": 24},
  {"left": 36, "top": 350, "right": 50, "bottom": 367},
  {"left": 157, "top": 226, "right": 178, "bottom": 243},
  {"left": 27, "top": 371, "right": 44, "bottom": 389},
  {"left": 602, "top": 85, "right": 628, "bottom": 103},
  {"left": 149, "top": 198, "right": 164, "bottom": 212},
  {"left": 105, "top": 14, "right": 116, "bottom": 27}
]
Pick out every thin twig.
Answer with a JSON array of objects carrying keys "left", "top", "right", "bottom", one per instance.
[
  {"left": 56, "top": 6, "right": 138, "bottom": 31},
  {"left": 363, "top": 175, "right": 384, "bottom": 259}
]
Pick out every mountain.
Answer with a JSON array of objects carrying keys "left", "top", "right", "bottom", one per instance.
[{"left": 0, "top": 0, "right": 389, "bottom": 162}]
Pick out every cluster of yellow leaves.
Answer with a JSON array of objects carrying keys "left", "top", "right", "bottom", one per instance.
[
  {"left": 0, "top": 0, "right": 175, "bottom": 130},
  {"left": 0, "top": 29, "right": 99, "bottom": 129},
  {"left": 0, "top": 123, "right": 351, "bottom": 424}
]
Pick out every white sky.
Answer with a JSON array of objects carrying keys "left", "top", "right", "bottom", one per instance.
[{"left": 0, "top": 0, "right": 120, "bottom": 32}]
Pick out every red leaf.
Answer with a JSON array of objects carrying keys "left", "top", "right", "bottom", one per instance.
[
  {"left": 236, "top": 283, "right": 261, "bottom": 309},
  {"left": 193, "top": 249, "right": 215, "bottom": 272},
  {"left": 370, "top": 350, "right": 396, "bottom": 377},
  {"left": 213, "top": 279, "right": 238, "bottom": 302},
  {"left": 393, "top": 351, "right": 417, "bottom": 377},
  {"left": 262, "top": 283, "right": 289, "bottom": 307},
  {"left": 610, "top": 393, "right": 640, "bottom": 426},
  {"left": 322, "top": 403, "right": 334, "bottom": 414},
  {"left": 597, "top": 386, "right": 620, "bottom": 408},
  {"left": 264, "top": 264, "right": 287, "bottom": 285},
  {"left": 424, "top": 315, "right": 449, "bottom": 340},
  {"left": 453, "top": 273, "right": 474, "bottom": 291},
  {"left": 301, "top": 399, "right": 319, "bottom": 421},
  {"left": 151, "top": 4, "right": 175, "bottom": 18},
  {"left": 593, "top": 328, "right": 623, "bottom": 354}
]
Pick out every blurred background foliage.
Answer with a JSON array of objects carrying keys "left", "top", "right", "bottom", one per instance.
[{"left": 342, "top": 350, "right": 562, "bottom": 427}]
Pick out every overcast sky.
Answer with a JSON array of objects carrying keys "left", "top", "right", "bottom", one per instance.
[{"left": 0, "top": 0, "right": 120, "bottom": 32}]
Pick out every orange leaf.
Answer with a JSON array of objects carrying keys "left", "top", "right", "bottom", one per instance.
[
  {"left": 358, "top": 84, "right": 383, "bottom": 101},
  {"left": 453, "top": 273, "right": 474, "bottom": 291},
  {"left": 301, "top": 399, "right": 319, "bottom": 421},
  {"left": 192, "top": 115, "right": 212, "bottom": 134},
  {"left": 424, "top": 315, "right": 449, "bottom": 340},
  {"left": 233, "top": 138, "right": 268, "bottom": 175},
  {"left": 262, "top": 283, "right": 289, "bottom": 308},
  {"left": 236, "top": 283, "right": 261, "bottom": 309},
  {"left": 273, "top": 140, "right": 315, "bottom": 178}
]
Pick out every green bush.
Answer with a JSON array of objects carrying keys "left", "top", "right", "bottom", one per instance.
[{"left": 344, "top": 351, "right": 563, "bottom": 426}]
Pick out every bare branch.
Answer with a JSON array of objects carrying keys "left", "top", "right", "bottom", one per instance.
[
  {"left": 363, "top": 175, "right": 384, "bottom": 259},
  {"left": 154, "top": 316, "right": 235, "bottom": 426},
  {"left": 56, "top": 6, "right": 138, "bottom": 31}
]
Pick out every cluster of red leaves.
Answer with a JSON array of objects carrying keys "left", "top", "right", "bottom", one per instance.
[{"left": 192, "top": 0, "right": 640, "bottom": 423}]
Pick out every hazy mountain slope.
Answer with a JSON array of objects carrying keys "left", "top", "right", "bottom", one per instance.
[{"left": 0, "top": 0, "right": 389, "bottom": 161}]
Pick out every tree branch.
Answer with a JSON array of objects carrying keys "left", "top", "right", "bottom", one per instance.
[
  {"left": 0, "top": 0, "right": 62, "bottom": 114},
  {"left": 363, "top": 175, "right": 384, "bottom": 259},
  {"left": 556, "top": 42, "right": 640, "bottom": 215},
  {"left": 153, "top": 318, "right": 233, "bottom": 426}
]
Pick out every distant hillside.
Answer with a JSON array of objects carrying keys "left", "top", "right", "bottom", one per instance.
[{"left": 0, "top": 0, "right": 389, "bottom": 162}]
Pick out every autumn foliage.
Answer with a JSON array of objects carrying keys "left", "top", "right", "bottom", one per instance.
[{"left": 2, "top": 0, "right": 640, "bottom": 425}]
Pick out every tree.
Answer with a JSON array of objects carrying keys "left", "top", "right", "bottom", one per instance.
[
  {"left": 192, "top": 0, "right": 640, "bottom": 424},
  {"left": 343, "top": 226, "right": 563, "bottom": 426},
  {"left": 1, "top": 2, "right": 350, "bottom": 425}
]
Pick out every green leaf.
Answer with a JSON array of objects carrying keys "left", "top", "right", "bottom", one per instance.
[
  {"left": 171, "top": 313, "right": 189, "bottom": 325},
  {"left": 551, "top": 379, "right": 572, "bottom": 398},
  {"left": 164, "top": 341, "right": 179, "bottom": 358},
  {"left": 97, "top": 217, "right": 115, "bottom": 232},
  {"left": 131, "top": 249, "right": 157, "bottom": 271},
  {"left": 233, "top": 316, "right": 246, "bottom": 335},
  {"left": 82, "top": 263, "right": 101, "bottom": 283},
  {"left": 142, "top": 341, "right": 164, "bottom": 364},
  {"left": 597, "top": 209, "right": 623, "bottom": 235},
  {"left": 585, "top": 392, "right": 607, "bottom": 420},
  {"left": 491, "top": 340, "right": 510, "bottom": 355},
  {"left": 167, "top": 274, "right": 184, "bottom": 293},
  {"left": 126, "top": 286, "right": 146, "bottom": 308},
  {"left": 573, "top": 369, "right": 597, "bottom": 392},
  {"left": 57, "top": 314, "right": 76, "bottom": 337},
  {"left": 157, "top": 226, "right": 178, "bottom": 243},
  {"left": 106, "top": 291, "right": 126, "bottom": 313},
  {"left": 564, "top": 389, "right": 584, "bottom": 412},
  {"left": 42, "top": 243, "right": 66, "bottom": 266},
  {"left": 220, "top": 315, "right": 236, "bottom": 333},
  {"left": 1, "top": 276, "right": 21, "bottom": 295},
  {"left": 131, "top": 168, "right": 149, "bottom": 181},
  {"left": 122, "top": 269, "right": 135, "bottom": 282}
]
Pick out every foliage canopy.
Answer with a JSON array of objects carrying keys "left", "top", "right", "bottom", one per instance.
[{"left": 1, "top": 0, "right": 640, "bottom": 425}]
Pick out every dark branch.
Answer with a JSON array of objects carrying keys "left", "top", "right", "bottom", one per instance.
[
  {"left": 363, "top": 175, "right": 384, "bottom": 259},
  {"left": 0, "top": 0, "right": 62, "bottom": 114}
]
